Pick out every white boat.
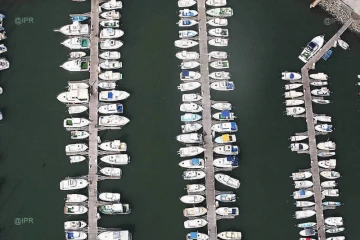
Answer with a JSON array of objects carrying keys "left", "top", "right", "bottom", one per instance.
[
  {"left": 64, "top": 221, "right": 87, "bottom": 230},
  {"left": 299, "top": 229, "right": 316, "bottom": 237},
  {"left": 66, "top": 194, "right": 87, "bottom": 203},
  {"left": 210, "top": 60, "right": 229, "bottom": 69},
  {"left": 69, "top": 51, "right": 86, "bottom": 59},
  {"left": 314, "top": 115, "right": 331, "bottom": 122},
  {"left": 209, "top": 71, "right": 230, "bottom": 80},
  {"left": 100, "top": 28, "right": 124, "bottom": 39},
  {"left": 99, "top": 115, "right": 129, "bottom": 127},
  {"left": 56, "top": 22, "right": 89, "bottom": 36},
  {"left": 318, "top": 151, "right": 336, "bottom": 158},
  {"left": 285, "top": 83, "right": 303, "bottom": 90},
  {"left": 180, "top": 195, "right": 205, "bottom": 204},
  {"left": 179, "top": 158, "right": 205, "bottom": 169},
  {"left": 214, "top": 134, "right": 236, "bottom": 144},
  {"left": 321, "top": 181, "right": 337, "bottom": 188},
  {"left": 322, "top": 189, "right": 339, "bottom": 197},
  {"left": 209, "top": 51, "right": 227, "bottom": 59},
  {"left": 285, "top": 99, "right": 304, "bottom": 106},
  {"left": 213, "top": 156, "right": 238, "bottom": 168},
  {"left": 326, "top": 228, "right": 345, "bottom": 234},
  {"left": 312, "top": 99, "right": 330, "bottom": 104},
  {"left": 293, "top": 190, "right": 314, "bottom": 199},
  {"left": 207, "top": 7, "right": 233, "bottom": 17},
  {"left": 290, "top": 143, "right": 309, "bottom": 151},
  {"left": 99, "top": 140, "right": 127, "bottom": 152},
  {"left": 337, "top": 39, "right": 349, "bottom": 50},
  {"left": 179, "top": 9, "right": 198, "bottom": 18},
  {"left": 175, "top": 40, "right": 199, "bottom": 48},
  {"left": 211, "top": 122, "right": 238, "bottom": 133},
  {"left": 209, "top": 38, "right": 228, "bottom": 46},
  {"left": 100, "top": 154, "right": 130, "bottom": 165},
  {"left": 0, "top": 44, "right": 7, "bottom": 54},
  {"left": 217, "top": 232, "right": 242, "bottom": 240},
  {"left": 100, "top": 39, "right": 123, "bottom": 49},
  {"left": 213, "top": 145, "right": 239, "bottom": 155},
  {"left": 66, "top": 144, "right": 88, "bottom": 153},
  {"left": 212, "top": 102, "right": 232, "bottom": 110},
  {"left": 71, "top": 131, "right": 90, "bottom": 139},
  {"left": 180, "top": 103, "right": 203, "bottom": 113},
  {"left": 100, "top": 167, "right": 122, "bottom": 177},
  {"left": 101, "top": 0, "right": 122, "bottom": 10},
  {"left": 286, "top": 107, "right": 305, "bottom": 116},
  {"left": 310, "top": 73, "right": 328, "bottom": 80},
  {"left": 215, "top": 207, "right": 239, "bottom": 216},
  {"left": 60, "top": 179, "right": 88, "bottom": 190},
  {"left": 69, "top": 156, "right": 86, "bottom": 163},
  {"left": 178, "top": 19, "right": 198, "bottom": 27},
  {"left": 208, "top": 28, "right": 229, "bottom": 37},
  {"left": 178, "top": 82, "right": 201, "bottom": 92},
  {"left": 315, "top": 124, "right": 333, "bottom": 133},
  {"left": 325, "top": 217, "right": 343, "bottom": 226},
  {"left": 298, "top": 35, "right": 325, "bottom": 63},
  {"left": 284, "top": 90, "right": 303, "bottom": 98},
  {"left": 320, "top": 171, "right": 340, "bottom": 179},
  {"left": 60, "top": 59, "right": 89, "bottom": 71},
  {"left": 186, "top": 232, "right": 208, "bottom": 240},
  {"left": 318, "top": 159, "right": 336, "bottom": 169},
  {"left": 210, "top": 81, "right": 235, "bottom": 91},
  {"left": 291, "top": 172, "right": 312, "bottom": 180},
  {"left": 176, "top": 51, "right": 199, "bottom": 60},
  {"left": 207, "top": 18, "right": 228, "bottom": 26},
  {"left": 281, "top": 72, "right": 301, "bottom": 80},
  {"left": 100, "top": 20, "right": 120, "bottom": 28},
  {"left": 317, "top": 141, "right": 336, "bottom": 150},
  {"left": 182, "top": 93, "right": 202, "bottom": 102},
  {"left": 215, "top": 193, "right": 237, "bottom": 202},
  {"left": 99, "top": 82, "right": 116, "bottom": 89},
  {"left": 64, "top": 118, "right": 90, "bottom": 128},
  {"left": 312, "top": 87, "right": 330, "bottom": 96},
  {"left": 68, "top": 82, "right": 89, "bottom": 90},
  {"left": 183, "top": 207, "right": 207, "bottom": 217},
  {"left": 68, "top": 105, "right": 88, "bottom": 114},
  {"left": 290, "top": 135, "right": 308, "bottom": 142},
  {"left": 64, "top": 205, "right": 88, "bottom": 215},
  {"left": 100, "top": 10, "right": 121, "bottom": 20},
  {"left": 184, "top": 219, "right": 208, "bottom": 229},
  {"left": 65, "top": 231, "right": 87, "bottom": 240},
  {"left": 294, "top": 180, "right": 313, "bottom": 189},
  {"left": 178, "top": 146, "right": 205, "bottom": 157},
  {"left": 98, "top": 231, "right": 131, "bottom": 240},
  {"left": 99, "top": 60, "right": 122, "bottom": 69},
  {"left": 178, "top": 0, "right": 197, "bottom": 8},
  {"left": 98, "top": 103, "right": 123, "bottom": 114},
  {"left": 99, "top": 90, "right": 130, "bottom": 101},
  {"left": 294, "top": 210, "right": 316, "bottom": 219},
  {"left": 186, "top": 184, "right": 205, "bottom": 193},
  {"left": 99, "top": 192, "right": 121, "bottom": 202},
  {"left": 215, "top": 173, "right": 240, "bottom": 189},
  {"left": 176, "top": 133, "right": 203, "bottom": 143},
  {"left": 181, "top": 113, "right": 201, "bottom": 122},
  {"left": 206, "top": 0, "right": 226, "bottom": 6},
  {"left": 310, "top": 81, "right": 328, "bottom": 86},
  {"left": 181, "top": 61, "right": 200, "bottom": 69},
  {"left": 180, "top": 71, "right": 201, "bottom": 81},
  {"left": 297, "top": 222, "right": 316, "bottom": 228},
  {"left": 296, "top": 201, "right": 315, "bottom": 207},
  {"left": 99, "top": 71, "right": 122, "bottom": 81},
  {"left": 181, "top": 123, "right": 202, "bottom": 133}
]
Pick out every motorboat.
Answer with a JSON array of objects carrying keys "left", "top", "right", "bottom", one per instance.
[
  {"left": 281, "top": 72, "right": 301, "bottom": 80},
  {"left": 179, "top": 9, "right": 198, "bottom": 18},
  {"left": 178, "top": 0, "right": 197, "bottom": 8},
  {"left": 99, "top": 140, "right": 127, "bottom": 152},
  {"left": 176, "top": 51, "right": 199, "bottom": 60},
  {"left": 71, "top": 131, "right": 90, "bottom": 140},
  {"left": 176, "top": 133, "right": 203, "bottom": 143},
  {"left": 99, "top": 71, "right": 122, "bottom": 80},
  {"left": 178, "top": 19, "right": 198, "bottom": 27},
  {"left": 294, "top": 210, "right": 316, "bottom": 219},
  {"left": 298, "top": 35, "right": 325, "bottom": 63},
  {"left": 213, "top": 110, "right": 236, "bottom": 120},
  {"left": 101, "top": 0, "right": 122, "bottom": 10},
  {"left": 294, "top": 180, "right": 313, "bottom": 189},
  {"left": 175, "top": 39, "right": 199, "bottom": 49},
  {"left": 209, "top": 38, "right": 228, "bottom": 47},
  {"left": 180, "top": 103, "right": 203, "bottom": 113},
  {"left": 322, "top": 189, "right": 339, "bottom": 197},
  {"left": 299, "top": 229, "right": 316, "bottom": 237},
  {"left": 314, "top": 115, "right": 331, "bottom": 122},
  {"left": 321, "top": 181, "right": 337, "bottom": 188},
  {"left": 312, "top": 99, "right": 330, "bottom": 104},
  {"left": 211, "top": 122, "right": 238, "bottom": 133},
  {"left": 69, "top": 156, "right": 86, "bottom": 163},
  {"left": 68, "top": 106, "right": 88, "bottom": 114},
  {"left": 315, "top": 124, "right": 333, "bottom": 133},
  {"left": 206, "top": 0, "right": 226, "bottom": 6},
  {"left": 99, "top": 203, "right": 130, "bottom": 214},
  {"left": 317, "top": 141, "right": 336, "bottom": 150},
  {"left": 62, "top": 37, "right": 90, "bottom": 49},
  {"left": 310, "top": 72, "right": 328, "bottom": 80},
  {"left": 311, "top": 87, "right": 330, "bottom": 96},
  {"left": 0, "top": 32, "right": 6, "bottom": 41},
  {"left": 291, "top": 172, "right": 312, "bottom": 180},
  {"left": 297, "top": 222, "right": 316, "bottom": 228},
  {"left": 285, "top": 99, "right": 304, "bottom": 106},
  {"left": 56, "top": 22, "right": 89, "bottom": 36},
  {"left": 181, "top": 61, "right": 200, "bottom": 69},
  {"left": 100, "top": 10, "right": 121, "bottom": 20},
  {"left": 338, "top": 38, "right": 349, "bottom": 50},
  {"left": 213, "top": 145, "right": 239, "bottom": 155},
  {"left": 290, "top": 135, "right": 308, "bottom": 142},
  {"left": 60, "top": 59, "right": 89, "bottom": 71},
  {"left": 209, "top": 51, "right": 228, "bottom": 59},
  {"left": 318, "top": 151, "right": 336, "bottom": 157},
  {"left": 318, "top": 159, "right": 336, "bottom": 169},
  {"left": 296, "top": 201, "right": 315, "bottom": 207},
  {"left": 99, "top": 90, "right": 130, "bottom": 101},
  {"left": 286, "top": 107, "right": 305, "bottom": 116},
  {"left": 310, "top": 81, "right": 328, "bottom": 86},
  {"left": 98, "top": 103, "right": 123, "bottom": 114},
  {"left": 186, "top": 184, "right": 205, "bottom": 193},
  {"left": 99, "top": 82, "right": 116, "bottom": 89},
  {"left": 100, "top": 154, "right": 130, "bottom": 165},
  {"left": 285, "top": 83, "right": 303, "bottom": 90},
  {"left": 63, "top": 118, "right": 90, "bottom": 128},
  {"left": 69, "top": 51, "right": 86, "bottom": 59},
  {"left": 214, "top": 134, "right": 236, "bottom": 144},
  {"left": 100, "top": 39, "right": 123, "bottom": 49},
  {"left": 99, "top": 115, "right": 129, "bottom": 127},
  {"left": 99, "top": 192, "right": 121, "bottom": 202},
  {"left": 212, "top": 102, "right": 232, "bottom": 110},
  {"left": 100, "top": 167, "right": 122, "bottom": 177},
  {"left": 209, "top": 28, "right": 229, "bottom": 37},
  {"left": 215, "top": 173, "right": 240, "bottom": 189},
  {"left": 184, "top": 219, "right": 208, "bottom": 229},
  {"left": 284, "top": 90, "right": 303, "bottom": 98},
  {"left": 207, "top": 7, "right": 233, "bottom": 17},
  {"left": 320, "top": 171, "right": 340, "bottom": 179},
  {"left": 290, "top": 143, "right": 309, "bottom": 151},
  {"left": 64, "top": 205, "right": 88, "bottom": 215},
  {"left": 186, "top": 232, "right": 209, "bottom": 240},
  {"left": 98, "top": 231, "right": 131, "bottom": 240},
  {"left": 179, "top": 158, "right": 205, "bottom": 169},
  {"left": 183, "top": 207, "right": 207, "bottom": 217},
  {"left": 66, "top": 194, "right": 87, "bottom": 203},
  {"left": 207, "top": 18, "right": 228, "bottom": 26},
  {"left": 213, "top": 156, "right": 239, "bottom": 168},
  {"left": 209, "top": 71, "right": 230, "bottom": 80},
  {"left": 293, "top": 190, "right": 314, "bottom": 199},
  {"left": 0, "top": 44, "right": 7, "bottom": 54},
  {"left": 217, "top": 232, "right": 242, "bottom": 240},
  {"left": 215, "top": 193, "right": 236, "bottom": 202},
  {"left": 64, "top": 221, "right": 87, "bottom": 230},
  {"left": 178, "top": 146, "right": 205, "bottom": 157},
  {"left": 180, "top": 195, "right": 205, "bottom": 204},
  {"left": 216, "top": 207, "right": 239, "bottom": 216},
  {"left": 100, "top": 28, "right": 124, "bottom": 39},
  {"left": 326, "top": 228, "right": 345, "bottom": 234},
  {"left": 99, "top": 60, "right": 122, "bottom": 69},
  {"left": 325, "top": 217, "right": 343, "bottom": 226},
  {"left": 181, "top": 123, "right": 202, "bottom": 133},
  {"left": 68, "top": 82, "right": 89, "bottom": 90},
  {"left": 66, "top": 144, "right": 88, "bottom": 153},
  {"left": 60, "top": 179, "right": 88, "bottom": 190},
  {"left": 100, "top": 20, "right": 120, "bottom": 28},
  {"left": 182, "top": 93, "right": 202, "bottom": 102},
  {"left": 180, "top": 70, "right": 201, "bottom": 81},
  {"left": 210, "top": 81, "right": 235, "bottom": 91},
  {"left": 181, "top": 113, "right": 202, "bottom": 122},
  {"left": 210, "top": 60, "right": 229, "bottom": 69}
]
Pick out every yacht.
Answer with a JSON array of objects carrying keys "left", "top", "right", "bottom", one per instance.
[
  {"left": 297, "top": 222, "right": 316, "bottom": 228},
  {"left": 181, "top": 122, "right": 202, "bottom": 133},
  {"left": 62, "top": 37, "right": 90, "bottom": 49},
  {"left": 100, "top": 28, "right": 124, "bottom": 39},
  {"left": 285, "top": 83, "right": 303, "bottom": 90},
  {"left": 68, "top": 105, "right": 88, "bottom": 114},
  {"left": 318, "top": 159, "right": 336, "bottom": 169},
  {"left": 186, "top": 184, "right": 205, "bottom": 194},
  {"left": 320, "top": 171, "right": 340, "bottom": 179},
  {"left": 99, "top": 203, "right": 130, "bottom": 214},
  {"left": 182, "top": 93, "right": 202, "bottom": 102},
  {"left": 216, "top": 207, "right": 239, "bottom": 216},
  {"left": 64, "top": 221, "right": 87, "bottom": 230},
  {"left": 325, "top": 217, "right": 343, "bottom": 226},
  {"left": 101, "top": 0, "right": 122, "bottom": 10},
  {"left": 209, "top": 51, "right": 228, "bottom": 59},
  {"left": 99, "top": 82, "right": 116, "bottom": 90},
  {"left": 210, "top": 60, "right": 229, "bottom": 69},
  {"left": 294, "top": 210, "right": 316, "bottom": 219},
  {"left": 71, "top": 131, "right": 90, "bottom": 140},
  {"left": 210, "top": 81, "right": 235, "bottom": 91},
  {"left": 294, "top": 180, "right": 313, "bottom": 189},
  {"left": 290, "top": 143, "right": 309, "bottom": 151},
  {"left": 321, "top": 181, "right": 337, "bottom": 188},
  {"left": 99, "top": 90, "right": 130, "bottom": 101},
  {"left": 315, "top": 124, "right": 333, "bottom": 133},
  {"left": 180, "top": 103, "right": 203, "bottom": 113},
  {"left": 326, "top": 228, "right": 345, "bottom": 234},
  {"left": 99, "top": 115, "right": 129, "bottom": 126},
  {"left": 281, "top": 72, "right": 301, "bottom": 80},
  {"left": 293, "top": 190, "right": 314, "bottom": 199},
  {"left": 186, "top": 232, "right": 209, "bottom": 240},
  {"left": 181, "top": 60, "right": 200, "bottom": 69},
  {"left": 286, "top": 107, "right": 305, "bottom": 116},
  {"left": 179, "top": 158, "right": 205, "bottom": 169},
  {"left": 99, "top": 192, "right": 121, "bottom": 202},
  {"left": 213, "top": 156, "right": 238, "bottom": 168},
  {"left": 318, "top": 151, "right": 336, "bottom": 158},
  {"left": 176, "top": 133, "right": 203, "bottom": 143},
  {"left": 317, "top": 141, "right": 336, "bottom": 150},
  {"left": 178, "top": 19, "right": 198, "bottom": 27},
  {"left": 60, "top": 59, "right": 89, "bottom": 71},
  {"left": 207, "top": 18, "right": 228, "bottom": 26},
  {"left": 180, "top": 195, "right": 205, "bottom": 204},
  {"left": 322, "top": 189, "right": 339, "bottom": 197},
  {"left": 310, "top": 81, "right": 327, "bottom": 86},
  {"left": 211, "top": 122, "right": 238, "bottom": 133},
  {"left": 215, "top": 173, "right": 240, "bottom": 189},
  {"left": 183, "top": 171, "right": 206, "bottom": 180},
  {"left": 178, "top": 146, "right": 205, "bottom": 157},
  {"left": 310, "top": 72, "right": 328, "bottom": 80},
  {"left": 314, "top": 115, "right": 331, "bottom": 122},
  {"left": 57, "top": 89, "right": 89, "bottom": 103},
  {"left": 285, "top": 99, "right": 304, "bottom": 106},
  {"left": 66, "top": 144, "right": 88, "bottom": 153},
  {"left": 296, "top": 201, "right": 315, "bottom": 207},
  {"left": 98, "top": 103, "right": 123, "bottom": 114},
  {"left": 56, "top": 22, "right": 89, "bottom": 36},
  {"left": 209, "top": 71, "right": 230, "bottom": 80},
  {"left": 100, "top": 39, "right": 123, "bottom": 49},
  {"left": 100, "top": 10, "right": 121, "bottom": 20},
  {"left": 64, "top": 205, "right": 88, "bottom": 214},
  {"left": 179, "top": 9, "right": 198, "bottom": 18},
  {"left": 60, "top": 179, "right": 88, "bottom": 190},
  {"left": 311, "top": 87, "right": 330, "bottom": 96},
  {"left": 98, "top": 231, "right": 131, "bottom": 240},
  {"left": 291, "top": 171, "right": 312, "bottom": 180},
  {"left": 214, "top": 134, "right": 236, "bottom": 144},
  {"left": 215, "top": 193, "right": 237, "bottom": 202},
  {"left": 213, "top": 145, "right": 239, "bottom": 155},
  {"left": 100, "top": 154, "right": 130, "bottom": 165},
  {"left": 206, "top": 0, "right": 227, "bottom": 6},
  {"left": 209, "top": 38, "right": 228, "bottom": 47},
  {"left": 184, "top": 219, "right": 208, "bottom": 229},
  {"left": 180, "top": 71, "right": 201, "bottom": 81},
  {"left": 63, "top": 118, "right": 90, "bottom": 128},
  {"left": 284, "top": 90, "right": 303, "bottom": 98},
  {"left": 175, "top": 39, "right": 199, "bottom": 48},
  {"left": 217, "top": 232, "right": 242, "bottom": 240},
  {"left": 299, "top": 35, "right": 325, "bottom": 63},
  {"left": 100, "top": 167, "right": 122, "bottom": 177},
  {"left": 299, "top": 229, "right": 316, "bottom": 237},
  {"left": 178, "top": 0, "right": 197, "bottom": 7},
  {"left": 99, "top": 71, "right": 122, "bottom": 80},
  {"left": 66, "top": 194, "right": 87, "bottom": 203},
  {"left": 212, "top": 102, "right": 232, "bottom": 110},
  {"left": 290, "top": 135, "right": 308, "bottom": 142},
  {"left": 181, "top": 113, "right": 202, "bottom": 122},
  {"left": 207, "top": 7, "right": 233, "bottom": 17},
  {"left": 69, "top": 156, "right": 86, "bottom": 164},
  {"left": 99, "top": 60, "right": 122, "bottom": 69},
  {"left": 100, "top": 20, "right": 120, "bottom": 28},
  {"left": 99, "top": 140, "right": 127, "bottom": 152},
  {"left": 208, "top": 28, "right": 229, "bottom": 37},
  {"left": 176, "top": 51, "right": 199, "bottom": 60}
]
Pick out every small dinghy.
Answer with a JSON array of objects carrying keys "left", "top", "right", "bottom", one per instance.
[
  {"left": 101, "top": 0, "right": 122, "bottom": 10},
  {"left": 181, "top": 123, "right": 202, "bottom": 133},
  {"left": 293, "top": 190, "right": 314, "bottom": 199},
  {"left": 60, "top": 179, "right": 89, "bottom": 190},
  {"left": 99, "top": 71, "right": 122, "bottom": 81},
  {"left": 186, "top": 184, "right": 206, "bottom": 193},
  {"left": 325, "top": 217, "right": 343, "bottom": 226},
  {"left": 285, "top": 99, "right": 304, "bottom": 106},
  {"left": 314, "top": 115, "right": 331, "bottom": 122},
  {"left": 209, "top": 51, "right": 228, "bottom": 59},
  {"left": 69, "top": 51, "right": 86, "bottom": 59},
  {"left": 214, "top": 134, "right": 236, "bottom": 144},
  {"left": 290, "top": 135, "right": 308, "bottom": 142},
  {"left": 213, "top": 156, "right": 238, "bottom": 168},
  {"left": 64, "top": 221, "right": 87, "bottom": 230},
  {"left": 180, "top": 103, "right": 203, "bottom": 113},
  {"left": 182, "top": 93, "right": 202, "bottom": 102},
  {"left": 294, "top": 210, "right": 316, "bottom": 219},
  {"left": 318, "top": 151, "right": 336, "bottom": 157},
  {"left": 320, "top": 171, "right": 340, "bottom": 179},
  {"left": 100, "top": 39, "right": 123, "bottom": 49},
  {"left": 179, "top": 158, "right": 205, "bottom": 169},
  {"left": 68, "top": 105, "right": 88, "bottom": 114},
  {"left": 291, "top": 171, "right": 312, "bottom": 180},
  {"left": 299, "top": 229, "right": 316, "bottom": 237},
  {"left": 209, "top": 38, "right": 228, "bottom": 47},
  {"left": 212, "top": 110, "right": 236, "bottom": 120},
  {"left": 326, "top": 228, "right": 345, "bottom": 234},
  {"left": 290, "top": 143, "right": 309, "bottom": 151},
  {"left": 99, "top": 90, "right": 130, "bottom": 101},
  {"left": 281, "top": 72, "right": 301, "bottom": 80},
  {"left": 100, "top": 167, "right": 122, "bottom": 177},
  {"left": 99, "top": 51, "right": 121, "bottom": 60},
  {"left": 99, "top": 60, "right": 122, "bottom": 69},
  {"left": 312, "top": 99, "right": 330, "bottom": 104},
  {"left": 315, "top": 124, "right": 333, "bottom": 133},
  {"left": 98, "top": 103, "right": 123, "bottom": 114},
  {"left": 311, "top": 87, "right": 330, "bottom": 96},
  {"left": 181, "top": 113, "right": 202, "bottom": 122},
  {"left": 206, "top": 7, "right": 233, "bottom": 17},
  {"left": 177, "top": 133, "right": 203, "bottom": 143},
  {"left": 99, "top": 115, "right": 129, "bottom": 127},
  {"left": 178, "top": 19, "right": 198, "bottom": 27},
  {"left": 100, "top": 28, "right": 124, "bottom": 39},
  {"left": 337, "top": 39, "right": 349, "bottom": 50},
  {"left": 294, "top": 180, "right": 313, "bottom": 189},
  {"left": 180, "top": 195, "right": 205, "bottom": 204},
  {"left": 321, "top": 181, "right": 337, "bottom": 188},
  {"left": 175, "top": 39, "right": 199, "bottom": 49},
  {"left": 286, "top": 107, "right": 305, "bottom": 116},
  {"left": 216, "top": 207, "right": 239, "bottom": 216},
  {"left": 180, "top": 70, "right": 201, "bottom": 81},
  {"left": 183, "top": 207, "right": 207, "bottom": 217},
  {"left": 178, "top": 0, "right": 197, "bottom": 8},
  {"left": 64, "top": 205, "right": 88, "bottom": 214},
  {"left": 178, "top": 146, "right": 205, "bottom": 157},
  {"left": 176, "top": 51, "right": 200, "bottom": 60},
  {"left": 215, "top": 193, "right": 237, "bottom": 202},
  {"left": 318, "top": 159, "right": 336, "bottom": 169},
  {"left": 66, "top": 194, "right": 87, "bottom": 203},
  {"left": 285, "top": 83, "right": 303, "bottom": 90},
  {"left": 100, "top": 154, "right": 130, "bottom": 165},
  {"left": 215, "top": 173, "right": 240, "bottom": 189},
  {"left": 322, "top": 189, "right": 339, "bottom": 197},
  {"left": 184, "top": 219, "right": 208, "bottom": 229},
  {"left": 186, "top": 232, "right": 209, "bottom": 240},
  {"left": 213, "top": 145, "right": 239, "bottom": 155},
  {"left": 209, "top": 71, "right": 230, "bottom": 80},
  {"left": 211, "top": 81, "right": 235, "bottom": 91},
  {"left": 211, "top": 122, "right": 238, "bottom": 133},
  {"left": 310, "top": 81, "right": 328, "bottom": 86},
  {"left": 210, "top": 60, "right": 229, "bottom": 69},
  {"left": 179, "top": 9, "right": 198, "bottom": 18},
  {"left": 217, "top": 232, "right": 242, "bottom": 240},
  {"left": 100, "top": 20, "right": 120, "bottom": 28},
  {"left": 66, "top": 144, "right": 88, "bottom": 153},
  {"left": 284, "top": 90, "right": 303, "bottom": 98},
  {"left": 209, "top": 28, "right": 229, "bottom": 37},
  {"left": 71, "top": 131, "right": 90, "bottom": 139},
  {"left": 207, "top": 18, "right": 228, "bottom": 26},
  {"left": 317, "top": 141, "right": 336, "bottom": 150},
  {"left": 99, "top": 140, "right": 127, "bottom": 152},
  {"left": 181, "top": 61, "right": 200, "bottom": 69},
  {"left": 99, "top": 192, "right": 121, "bottom": 202},
  {"left": 99, "top": 82, "right": 116, "bottom": 89},
  {"left": 310, "top": 73, "right": 328, "bottom": 80},
  {"left": 296, "top": 201, "right": 315, "bottom": 207},
  {"left": 69, "top": 156, "right": 86, "bottom": 163},
  {"left": 100, "top": 10, "right": 121, "bottom": 20},
  {"left": 212, "top": 102, "right": 232, "bottom": 110},
  {"left": 65, "top": 231, "right": 87, "bottom": 240},
  {"left": 297, "top": 222, "right": 316, "bottom": 228},
  {"left": 99, "top": 203, "right": 130, "bottom": 214}
]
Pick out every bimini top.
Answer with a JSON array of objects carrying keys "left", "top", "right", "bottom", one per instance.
[
  {"left": 289, "top": 73, "right": 296, "bottom": 79},
  {"left": 231, "top": 209, "right": 237, "bottom": 214},
  {"left": 299, "top": 189, "right": 306, "bottom": 196},
  {"left": 108, "top": 92, "right": 114, "bottom": 98},
  {"left": 230, "top": 122, "right": 237, "bottom": 130},
  {"left": 189, "top": 232, "right": 198, "bottom": 239},
  {"left": 220, "top": 110, "right": 230, "bottom": 118},
  {"left": 222, "top": 134, "right": 230, "bottom": 142},
  {"left": 191, "top": 158, "right": 200, "bottom": 165},
  {"left": 226, "top": 156, "right": 239, "bottom": 166},
  {"left": 182, "top": 70, "right": 190, "bottom": 76}
]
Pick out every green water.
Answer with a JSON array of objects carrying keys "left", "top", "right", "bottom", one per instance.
[{"left": 0, "top": 0, "right": 360, "bottom": 239}]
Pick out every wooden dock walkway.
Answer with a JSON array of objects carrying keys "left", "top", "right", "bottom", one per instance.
[
  {"left": 197, "top": 0, "right": 217, "bottom": 239},
  {"left": 300, "top": 18, "right": 353, "bottom": 240},
  {"left": 88, "top": 0, "right": 100, "bottom": 239}
]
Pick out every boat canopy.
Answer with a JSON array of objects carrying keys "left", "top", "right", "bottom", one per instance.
[
  {"left": 230, "top": 122, "right": 237, "bottom": 130},
  {"left": 191, "top": 158, "right": 200, "bottom": 165},
  {"left": 231, "top": 209, "right": 237, "bottom": 214},
  {"left": 222, "top": 134, "right": 230, "bottom": 142},
  {"left": 108, "top": 92, "right": 113, "bottom": 98},
  {"left": 220, "top": 110, "right": 230, "bottom": 119},
  {"left": 226, "top": 156, "right": 239, "bottom": 166},
  {"left": 290, "top": 73, "right": 295, "bottom": 79},
  {"left": 182, "top": 70, "right": 189, "bottom": 76},
  {"left": 189, "top": 232, "right": 198, "bottom": 239},
  {"left": 299, "top": 189, "right": 306, "bottom": 196}
]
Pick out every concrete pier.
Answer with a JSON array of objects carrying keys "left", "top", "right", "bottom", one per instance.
[{"left": 197, "top": 1, "right": 217, "bottom": 239}]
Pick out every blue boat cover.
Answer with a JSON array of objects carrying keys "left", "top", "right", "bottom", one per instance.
[
  {"left": 299, "top": 189, "right": 305, "bottom": 195},
  {"left": 189, "top": 232, "right": 197, "bottom": 239},
  {"left": 185, "top": 20, "right": 191, "bottom": 24},
  {"left": 192, "top": 158, "right": 200, "bottom": 165},
  {"left": 108, "top": 92, "right": 113, "bottom": 98},
  {"left": 232, "top": 156, "right": 239, "bottom": 166},
  {"left": 231, "top": 209, "right": 237, "bottom": 214},
  {"left": 67, "top": 233, "right": 74, "bottom": 239},
  {"left": 117, "top": 105, "right": 123, "bottom": 112},
  {"left": 290, "top": 73, "right": 295, "bottom": 79},
  {"left": 227, "top": 82, "right": 234, "bottom": 89},
  {"left": 231, "top": 146, "right": 238, "bottom": 152},
  {"left": 182, "top": 70, "right": 189, "bottom": 76},
  {"left": 230, "top": 122, "right": 237, "bottom": 130},
  {"left": 326, "top": 126, "right": 331, "bottom": 131},
  {"left": 221, "top": 110, "right": 230, "bottom": 117}
]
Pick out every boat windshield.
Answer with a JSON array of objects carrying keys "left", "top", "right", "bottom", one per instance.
[{"left": 308, "top": 41, "right": 318, "bottom": 50}]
